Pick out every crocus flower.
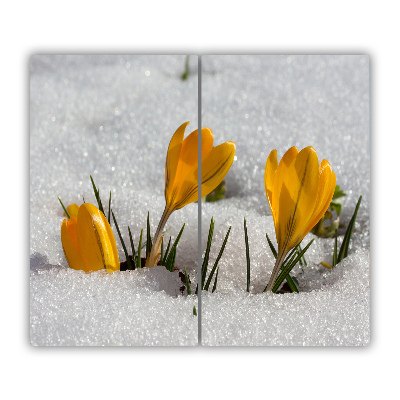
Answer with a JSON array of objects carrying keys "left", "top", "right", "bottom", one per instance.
[
  {"left": 264, "top": 146, "right": 336, "bottom": 291},
  {"left": 61, "top": 203, "right": 120, "bottom": 273},
  {"left": 64, "top": 203, "right": 79, "bottom": 218},
  {"left": 145, "top": 121, "right": 236, "bottom": 268}
]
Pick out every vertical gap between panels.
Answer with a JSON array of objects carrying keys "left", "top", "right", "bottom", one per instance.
[{"left": 198, "top": 55, "right": 202, "bottom": 345}]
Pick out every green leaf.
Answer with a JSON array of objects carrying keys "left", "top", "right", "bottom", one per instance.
[
  {"left": 128, "top": 226, "right": 136, "bottom": 269},
  {"left": 184, "top": 266, "right": 191, "bottom": 295},
  {"left": 164, "top": 224, "right": 185, "bottom": 271},
  {"left": 330, "top": 202, "right": 342, "bottom": 216},
  {"left": 244, "top": 218, "right": 251, "bottom": 292},
  {"left": 204, "top": 226, "right": 231, "bottom": 291},
  {"left": 296, "top": 244, "right": 307, "bottom": 267},
  {"left": 212, "top": 267, "right": 219, "bottom": 293},
  {"left": 337, "top": 195, "right": 362, "bottom": 263},
  {"left": 272, "top": 239, "right": 314, "bottom": 293},
  {"left": 197, "top": 217, "right": 214, "bottom": 294},
  {"left": 332, "top": 185, "right": 346, "bottom": 200},
  {"left": 171, "top": 224, "right": 185, "bottom": 251},
  {"left": 165, "top": 246, "right": 176, "bottom": 272},
  {"left": 276, "top": 276, "right": 300, "bottom": 293},
  {"left": 90, "top": 175, "right": 105, "bottom": 215},
  {"left": 108, "top": 191, "right": 112, "bottom": 225},
  {"left": 146, "top": 212, "right": 151, "bottom": 258},
  {"left": 284, "top": 272, "right": 299, "bottom": 293},
  {"left": 58, "top": 197, "right": 70, "bottom": 219},
  {"left": 265, "top": 233, "right": 278, "bottom": 258},
  {"left": 332, "top": 229, "right": 338, "bottom": 266},
  {"left": 283, "top": 247, "right": 299, "bottom": 271},
  {"left": 265, "top": 233, "right": 299, "bottom": 293},
  {"left": 162, "top": 237, "right": 172, "bottom": 265},
  {"left": 137, "top": 229, "right": 143, "bottom": 269},
  {"left": 193, "top": 306, "right": 197, "bottom": 316},
  {"left": 312, "top": 186, "right": 347, "bottom": 237},
  {"left": 205, "top": 180, "right": 226, "bottom": 202},
  {"left": 112, "top": 211, "right": 133, "bottom": 271},
  {"left": 181, "top": 55, "right": 190, "bottom": 81}
]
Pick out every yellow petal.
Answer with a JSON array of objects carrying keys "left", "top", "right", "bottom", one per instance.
[
  {"left": 303, "top": 162, "right": 336, "bottom": 237},
  {"left": 320, "top": 261, "right": 333, "bottom": 269},
  {"left": 201, "top": 141, "right": 236, "bottom": 198},
  {"left": 165, "top": 122, "right": 189, "bottom": 206},
  {"left": 61, "top": 218, "right": 86, "bottom": 271},
  {"left": 66, "top": 203, "right": 80, "bottom": 218},
  {"left": 271, "top": 146, "right": 299, "bottom": 219},
  {"left": 171, "top": 141, "right": 236, "bottom": 210},
  {"left": 275, "top": 146, "right": 319, "bottom": 251},
  {"left": 201, "top": 128, "right": 214, "bottom": 157},
  {"left": 264, "top": 149, "right": 278, "bottom": 219},
  {"left": 99, "top": 210, "right": 120, "bottom": 272},
  {"left": 174, "top": 127, "right": 214, "bottom": 191},
  {"left": 77, "top": 204, "right": 119, "bottom": 273}
]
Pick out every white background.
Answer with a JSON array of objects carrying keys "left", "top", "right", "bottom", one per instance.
[{"left": 1, "top": 0, "right": 394, "bottom": 398}]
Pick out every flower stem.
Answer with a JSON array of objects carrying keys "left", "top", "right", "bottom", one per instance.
[
  {"left": 145, "top": 207, "right": 171, "bottom": 268},
  {"left": 265, "top": 251, "right": 287, "bottom": 292}
]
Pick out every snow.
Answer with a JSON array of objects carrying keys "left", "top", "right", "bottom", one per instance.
[
  {"left": 201, "top": 55, "right": 369, "bottom": 345},
  {"left": 30, "top": 54, "right": 369, "bottom": 346},
  {"left": 30, "top": 55, "right": 199, "bottom": 346}
]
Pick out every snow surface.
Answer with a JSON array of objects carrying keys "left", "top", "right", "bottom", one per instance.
[
  {"left": 201, "top": 55, "right": 370, "bottom": 345},
  {"left": 30, "top": 55, "right": 199, "bottom": 346},
  {"left": 30, "top": 55, "right": 369, "bottom": 346}
]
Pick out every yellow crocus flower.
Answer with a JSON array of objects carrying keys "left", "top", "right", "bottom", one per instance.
[
  {"left": 64, "top": 203, "right": 79, "bottom": 218},
  {"left": 61, "top": 203, "right": 120, "bottom": 273},
  {"left": 145, "top": 121, "right": 236, "bottom": 268},
  {"left": 264, "top": 146, "right": 336, "bottom": 291}
]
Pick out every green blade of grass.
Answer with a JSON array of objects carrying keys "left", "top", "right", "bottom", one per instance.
[
  {"left": 297, "top": 244, "right": 307, "bottom": 267},
  {"left": 164, "top": 224, "right": 185, "bottom": 271},
  {"left": 171, "top": 247, "right": 177, "bottom": 270},
  {"left": 160, "top": 237, "right": 164, "bottom": 263},
  {"left": 272, "top": 239, "right": 314, "bottom": 293},
  {"left": 283, "top": 247, "right": 299, "bottom": 272},
  {"left": 165, "top": 247, "right": 176, "bottom": 271},
  {"left": 161, "top": 237, "right": 172, "bottom": 265},
  {"left": 244, "top": 218, "right": 251, "bottom": 292},
  {"left": 264, "top": 244, "right": 307, "bottom": 292},
  {"left": 212, "top": 268, "right": 219, "bottom": 293},
  {"left": 274, "top": 244, "right": 300, "bottom": 293},
  {"left": 337, "top": 195, "right": 362, "bottom": 263},
  {"left": 137, "top": 229, "right": 143, "bottom": 268},
  {"left": 201, "top": 217, "right": 214, "bottom": 290},
  {"left": 265, "top": 235, "right": 298, "bottom": 293},
  {"left": 58, "top": 197, "right": 70, "bottom": 219},
  {"left": 333, "top": 228, "right": 338, "bottom": 266},
  {"left": 267, "top": 233, "right": 300, "bottom": 274},
  {"left": 112, "top": 211, "right": 133, "bottom": 270},
  {"left": 181, "top": 55, "right": 190, "bottom": 80},
  {"left": 184, "top": 266, "right": 191, "bottom": 295},
  {"left": 196, "top": 218, "right": 214, "bottom": 294},
  {"left": 169, "top": 224, "right": 185, "bottom": 253},
  {"left": 108, "top": 191, "right": 112, "bottom": 225},
  {"left": 204, "top": 226, "right": 231, "bottom": 291},
  {"left": 90, "top": 175, "right": 105, "bottom": 215},
  {"left": 128, "top": 226, "right": 136, "bottom": 270},
  {"left": 193, "top": 306, "right": 197, "bottom": 316},
  {"left": 283, "top": 272, "right": 299, "bottom": 293},
  {"left": 281, "top": 248, "right": 300, "bottom": 293},
  {"left": 146, "top": 212, "right": 151, "bottom": 258},
  {"left": 265, "top": 232, "right": 278, "bottom": 258},
  {"left": 140, "top": 228, "right": 170, "bottom": 255}
]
